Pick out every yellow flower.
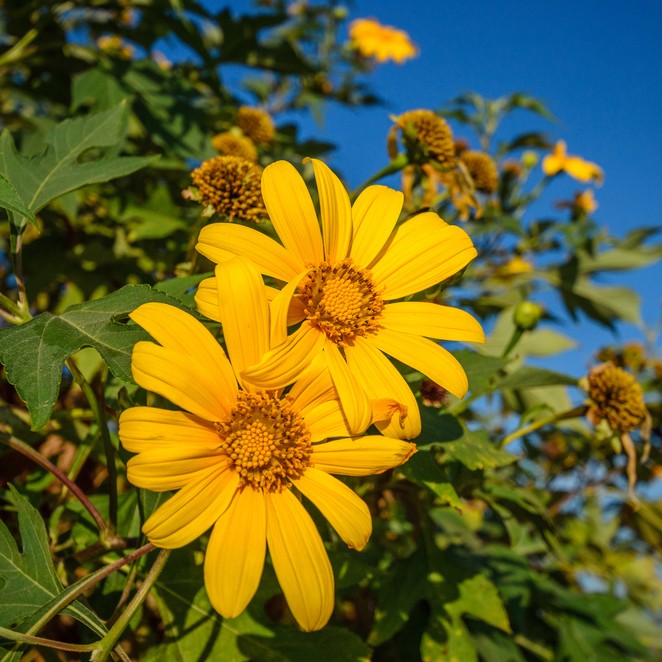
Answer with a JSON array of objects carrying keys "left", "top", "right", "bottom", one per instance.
[
  {"left": 542, "top": 141, "right": 603, "bottom": 184},
  {"left": 119, "top": 257, "right": 416, "bottom": 631},
  {"left": 211, "top": 131, "right": 258, "bottom": 163},
  {"left": 495, "top": 255, "right": 534, "bottom": 278},
  {"left": 349, "top": 18, "right": 418, "bottom": 64},
  {"left": 391, "top": 109, "right": 455, "bottom": 167},
  {"left": 574, "top": 189, "right": 598, "bottom": 214},
  {"left": 236, "top": 106, "right": 275, "bottom": 144},
  {"left": 195, "top": 159, "right": 484, "bottom": 440}
]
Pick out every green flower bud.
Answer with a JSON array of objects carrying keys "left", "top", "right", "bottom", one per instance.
[{"left": 513, "top": 301, "right": 544, "bottom": 330}]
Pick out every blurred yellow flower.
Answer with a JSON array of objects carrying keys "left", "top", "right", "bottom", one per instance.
[
  {"left": 120, "top": 259, "right": 416, "bottom": 632},
  {"left": 542, "top": 141, "right": 603, "bottom": 184},
  {"left": 349, "top": 18, "right": 417, "bottom": 64},
  {"left": 211, "top": 131, "right": 258, "bottom": 162},
  {"left": 236, "top": 106, "right": 275, "bottom": 144},
  {"left": 196, "top": 159, "right": 484, "bottom": 440},
  {"left": 495, "top": 255, "right": 534, "bottom": 278},
  {"left": 574, "top": 189, "right": 598, "bottom": 214}
]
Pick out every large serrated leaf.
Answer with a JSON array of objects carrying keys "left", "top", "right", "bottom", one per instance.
[
  {"left": 0, "top": 285, "right": 188, "bottom": 429},
  {"left": 0, "top": 486, "right": 107, "bottom": 645},
  {"left": 0, "top": 103, "right": 155, "bottom": 236},
  {"left": 496, "top": 366, "right": 577, "bottom": 390},
  {"left": 440, "top": 430, "right": 517, "bottom": 470},
  {"left": 0, "top": 173, "right": 36, "bottom": 227},
  {"left": 399, "top": 451, "right": 462, "bottom": 509}
]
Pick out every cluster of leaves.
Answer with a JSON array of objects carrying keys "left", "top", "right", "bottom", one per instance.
[{"left": 1, "top": 1, "right": 661, "bottom": 660}]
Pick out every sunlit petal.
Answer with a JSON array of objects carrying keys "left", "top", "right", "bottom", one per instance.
[
  {"left": 265, "top": 489, "right": 334, "bottom": 632},
  {"left": 262, "top": 161, "right": 324, "bottom": 265},
  {"left": 142, "top": 465, "right": 239, "bottom": 548},
  {"left": 344, "top": 337, "right": 421, "bottom": 439},
  {"left": 289, "top": 354, "right": 336, "bottom": 415},
  {"left": 370, "top": 212, "right": 477, "bottom": 300},
  {"left": 204, "top": 487, "right": 266, "bottom": 618},
  {"left": 194, "top": 276, "right": 222, "bottom": 323},
  {"left": 350, "top": 185, "right": 403, "bottom": 266},
  {"left": 215, "top": 259, "right": 270, "bottom": 386},
  {"left": 309, "top": 158, "right": 352, "bottom": 262},
  {"left": 324, "top": 341, "right": 372, "bottom": 435},
  {"left": 269, "top": 269, "right": 310, "bottom": 347},
  {"left": 295, "top": 468, "right": 371, "bottom": 550},
  {"left": 130, "top": 303, "right": 236, "bottom": 399},
  {"left": 241, "top": 322, "right": 326, "bottom": 390},
  {"left": 382, "top": 302, "right": 485, "bottom": 343},
  {"left": 132, "top": 342, "right": 235, "bottom": 421},
  {"left": 304, "top": 400, "right": 352, "bottom": 442},
  {"left": 197, "top": 222, "right": 303, "bottom": 281},
  {"left": 119, "top": 407, "right": 220, "bottom": 454},
  {"left": 374, "top": 327, "right": 469, "bottom": 399},
  {"left": 127, "top": 450, "right": 227, "bottom": 491},
  {"left": 311, "top": 436, "right": 417, "bottom": 476}
]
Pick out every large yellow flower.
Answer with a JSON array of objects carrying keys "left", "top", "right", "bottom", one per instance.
[
  {"left": 542, "top": 141, "right": 603, "bottom": 184},
  {"left": 348, "top": 18, "right": 418, "bottom": 64},
  {"left": 119, "top": 257, "right": 416, "bottom": 632},
  {"left": 195, "top": 159, "right": 484, "bottom": 439}
]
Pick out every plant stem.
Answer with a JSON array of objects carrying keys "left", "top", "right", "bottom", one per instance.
[
  {"left": 350, "top": 154, "right": 409, "bottom": 197},
  {"left": 92, "top": 549, "right": 171, "bottom": 662},
  {"left": 0, "top": 626, "right": 98, "bottom": 653},
  {"left": 66, "top": 358, "right": 118, "bottom": 532},
  {"left": 500, "top": 405, "right": 586, "bottom": 448},
  {"left": 0, "top": 434, "right": 107, "bottom": 534}
]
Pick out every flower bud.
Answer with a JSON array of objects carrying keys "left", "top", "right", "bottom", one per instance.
[{"left": 513, "top": 301, "right": 544, "bottom": 330}]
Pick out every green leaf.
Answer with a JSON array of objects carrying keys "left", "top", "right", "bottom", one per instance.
[
  {"left": 71, "top": 67, "right": 128, "bottom": 110},
  {"left": 0, "top": 103, "right": 155, "bottom": 235},
  {"left": 369, "top": 547, "right": 429, "bottom": 646},
  {"left": 0, "top": 285, "right": 188, "bottom": 429},
  {"left": 0, "top": 486, "right": 107, "bottom": 642},
  {"left": 440, "top": 430, "right": 517, "bottom": 470},
  {"left": 578, "top": 246, "right": 662, "bottom": 273},
  {"left": 452, "top": 350, "right": 510, "bottom": 395},
  {"left": 399, "top": 451, "right": 462, "bottom": 509},
  {"left": 148, "top": 548, "right": 371, "bottom": 661},
  {"left": 496, "top": 366, "right": 577, "bottom": 390},
  {"left": 0, "top": 174, "right": 36, "bottom": 227}
]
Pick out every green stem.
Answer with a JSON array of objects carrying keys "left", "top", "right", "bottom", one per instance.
[
  {"left": 0, "top": 434, "right": 107, "bottom": 534},
  {"left": 93, "top": 549, "right": 171, "bottom": 662},
  {"left": 0, "top": 626, "right": 97, "bottom": 653},
  {"left": 67, "top": 358, "right": 118, "bottom": 532},
  {"left": 0, "top": 291, "right": 24, "bottom": 321},
  {"left": 350, "top": 154, "right": 409, "bottom": 197},
  {"left": 501, "top": 327, "right": 524, "bottom": 359},
  {"left": 500, "top": 405, "right": 586, "bottom": 448}
]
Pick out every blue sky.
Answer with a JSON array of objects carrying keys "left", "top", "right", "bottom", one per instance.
[{"left": 217, "top": 0, "right": 662, "bottom": 375}]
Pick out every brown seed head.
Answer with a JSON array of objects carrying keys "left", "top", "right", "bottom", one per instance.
[
  {"left": 211, "top": 132, "right": 258, "bottom": 162},
  {"left": 460, "top": 150, "right": 499, "bottom": 193},
  {"left": 396, "top": 109, "right": 455, "bottom": 167},
  {"left": 236, "top": 106, "right": 275, "bottom": 144},
  {"left": 586, "top": 362, "right": 647, "bottom": 433},
  {"left": 190, "top": 156, "right": 266, "bottom": 222}
]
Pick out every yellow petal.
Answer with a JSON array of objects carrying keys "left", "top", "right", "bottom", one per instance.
[
  {"left": 382, "top": 302, "right": 485, "bottom": 343},
  {"left": 304, "top": 400, "right": 352, "bottom": 443},
  {"left": 311, "top": 436, "right": 417, "bottom": 475},
  {"left": 262, "top": 161, "right": 324, "bottom": 266},
  {"left": 288, "top": 354, "right": 336, "bottom": 415},
  {"left": 309, "top": 158, "right": 351, "bottom": 262},
  {"left": 204, "top": 487, "right": 266, "bottom": 618},
  {"left": 350, "top": 185, "right": 403, "bottom": 266},
  {"left": 344, "top": 337, "right": 421, "bottom": 439},
  {"left": 564, "top": 156, "right": 603, "bottom": 183},
  {"left": 130, "top": 303, "right": 237, "bottom": 408},
  {"left": 127, "top": 449, "right": 227, "bottom": 491},
  {"left": 197, "top": 222, "right": 303, "bottom": 281},
  {"left": 215, "top": 259, "right": 270, "bottom": 386},
  {"left": 195, "top": 276, "right": 222, "bottom": 323},
  {"left": 324, "top": 341, "right": 372, "bottom": 435},
  {"left": 370, "top": 212, "right": 477, "bottom": 300},
  {"left": 294, "top": 467, "right": 371, "bottom": 550},
  {"left": 374, "top": 327, "right": 469, "bottom": 399},
  {"left": 241, "top": 322, "right": 325, "bottom": 389},
  {"left": 269, "top": 269, "right": 310, "bottom": 347},
  {"left": 266, "top": 285, "right": 308, "bottom": 327},
  {"left": 265, "top": 489, "right": 334, "bottom": 632},
  {"left": 132, "top": 342, "right": 235, "bottom": 421},
  {"left": 143, "top": 465, "right": 239, "bottom": 548},
  {"left": 119, "top": 406, "right": 219, "bottom": 454}
]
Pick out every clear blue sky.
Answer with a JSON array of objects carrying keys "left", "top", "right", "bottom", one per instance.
[{"left": 217, "top": 0, "right": 662, "bottom": 374}]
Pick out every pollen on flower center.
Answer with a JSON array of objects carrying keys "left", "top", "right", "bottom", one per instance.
[
  {"left": 216, "top": 391, "right": 312, "bottom": 492},
  {"left": 300, "top": 258, "right": 384, "bottom": 346}
]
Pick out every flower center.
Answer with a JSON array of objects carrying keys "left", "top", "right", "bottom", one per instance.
[
  {"left": 299, "top": 258, "right": 384, "bottom": 346},
  {"left": 216, "top": 391, "right": 312, "bottom": 492}
]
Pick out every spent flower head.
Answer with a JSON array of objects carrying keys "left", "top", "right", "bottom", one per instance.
[
  {"left": 211, "top": 131, "right": 258, "bottom": 162},
  {"left": 236, "top": 106, "right": 275, "bottom": 144}
]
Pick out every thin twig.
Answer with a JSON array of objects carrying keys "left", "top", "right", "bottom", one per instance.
[{"left": 1, "top": 434, "right": 107, "bottom": 534}]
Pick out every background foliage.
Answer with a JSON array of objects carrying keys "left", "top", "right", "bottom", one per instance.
[{"left": 1, "top": 1, "right": 661, "bottom": 660}]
